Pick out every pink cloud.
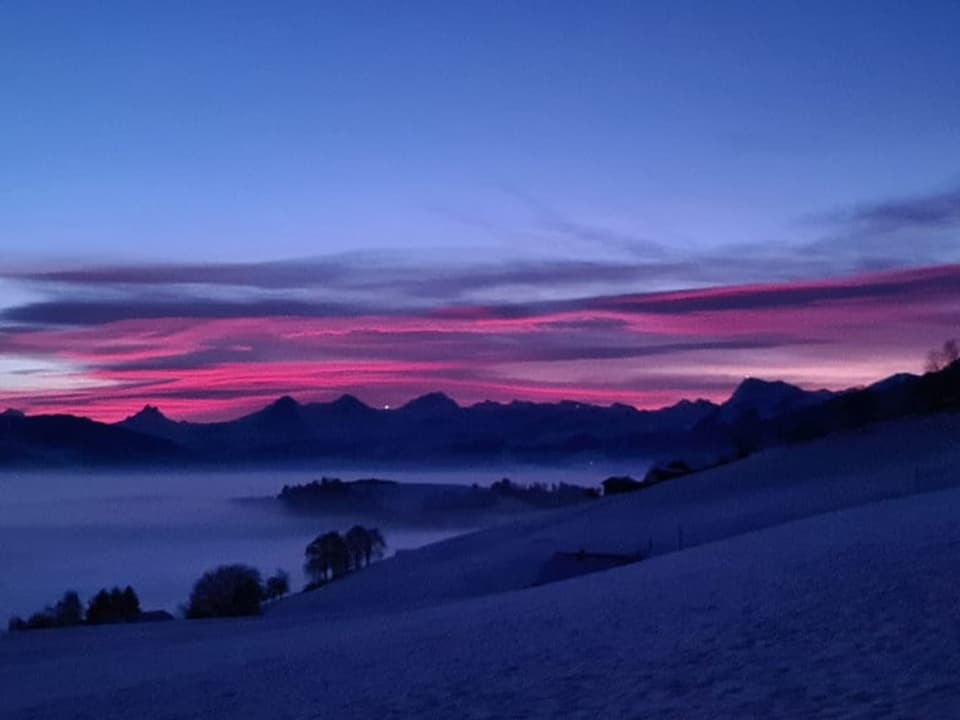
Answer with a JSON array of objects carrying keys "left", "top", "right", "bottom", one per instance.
[{"left": 1, "top": 263, "right": 956, "bottom": 421}]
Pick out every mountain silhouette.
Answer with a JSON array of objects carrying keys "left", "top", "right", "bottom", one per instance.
[
  {"left": 0, "top": 411, "right": 185, "bottom": 466},
  {"left": 2, "top": 360, "right": 958, "bottom": 467},
  {"left": 700, "top": 377, "right": 834, "bottom": 427}
]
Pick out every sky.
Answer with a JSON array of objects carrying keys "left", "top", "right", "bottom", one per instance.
[{"left": 1, "top": 1, "right": 959, "bottom": 420}]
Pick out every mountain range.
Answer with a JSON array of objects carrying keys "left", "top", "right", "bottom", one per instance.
[{"left": 1, "top": 361, "right": 957, "bottom": 467}]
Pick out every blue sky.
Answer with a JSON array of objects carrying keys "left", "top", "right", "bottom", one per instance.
[
  {"left": 4, "top": 1, "right": 958, "bottom": 265},
  {"left": 1, "top": 2, "right": 958, "bottom": 417}
]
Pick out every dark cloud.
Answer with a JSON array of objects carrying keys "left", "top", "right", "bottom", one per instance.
[
  {"left": 4, "top": 263, "right": 958, "bottom": 328},
  {"left": 8, "top": 257, "right": 701, "bottom": 302},
  {"left": 507, "top": 337, "right": 816, "bottom": 363},
  {"left": 846, "top": 186, "right": 960, "bottom": 233},
  {"left": 10, "top": 184, "right": 957, "bottom": 323},
  {"left": 0, "top": 324, "right": 47, "bottom": 336},
  {"left": 14, "top": 260, "right": 349, "bottom": 290},
  {"left": 396, "top": 261, "right": 675, "bottom": 300},
  {"left": 103, "top": 347, "right": 258, "bottom": 372},
  {"left": 795, "top": 185, "right": 960, "bottom": 269},
  {"left": 5, "top": 184, "right": 960, "bottom": 333},
  {"left": 98, "top": 330, "right": 809, "bottom": 373},
  {"left": 0, "top": 298, "right": 379, "bottom": 326},
  {"left": 589, "top": 264, "right": 960, "bottom": 315}
]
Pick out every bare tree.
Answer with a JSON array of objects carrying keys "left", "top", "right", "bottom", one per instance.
[{"left": 926, "top": 339, "right": 959, "bottom": 372}]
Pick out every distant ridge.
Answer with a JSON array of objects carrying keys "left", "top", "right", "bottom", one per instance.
[
  {"left": 2, "top": 360, "right": 958, "bottom": 467},
  {"left": 699, "top": 377, "right": 834, "bottom": 427}
]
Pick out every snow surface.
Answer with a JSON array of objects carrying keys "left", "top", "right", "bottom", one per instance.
[{"left": 2, "top": 412, "right": 959, "bottom": 718}]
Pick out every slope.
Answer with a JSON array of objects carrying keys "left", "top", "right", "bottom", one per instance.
[{"left": 3, "top": 480, "right": 960, "bottom": 718}]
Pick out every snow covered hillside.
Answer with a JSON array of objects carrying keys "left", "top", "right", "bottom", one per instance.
[
  {"left": 2, "top": 411, "right": 959, "bottom": 719},
  {"left": 273, "top": 410, "right": 960, "bottom": 618}
]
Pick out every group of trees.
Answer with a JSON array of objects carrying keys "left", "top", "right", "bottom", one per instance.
[
  {"left": 10, "top": 527, "right": 384, "bottom": 628},
  {"left": 305, "top": 526, "right": 385, "bottom": 586},
  {"left": 85, "top": 586, "right": 141, "bottom": 624},
  {"left": 184, "top": 566, "right": 290, "bottom": 619},
  {"left": 279, "top": 477, "right": 351, "bottom": 502},
  {"left": 182, "top": 527, "right": 386, "bottom": 617},
  {"left": 9, "top": 585, "right": 141, "bottom": 632},
  {"left": 277, "top": 477, "right": 381, "bottom": 514},
  {"left": 489, "top": 478, "right": 600, "bottom": 506},
  {"left": 9, "top": 569, "right": 296, "bottom": 628}
]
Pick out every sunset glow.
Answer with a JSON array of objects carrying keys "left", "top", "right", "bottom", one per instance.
[
  {"left": 2, "top": 2, "right": 958, "bottom": 422},
  {"left": 1, "top": 263, "right": 956, "bottom": 421}
]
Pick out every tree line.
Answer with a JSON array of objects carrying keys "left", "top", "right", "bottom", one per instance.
[
  {"left": 9, "top": 586, "right": 142, "bottom": 632},
  {"left": 9, "top": 527, "right": 388, "bottom": 630},
  {"left": 183, "top": 526, "right": 385, "bottom": 619},
  {"left": 304, "top": 525, "right": 385, "bottom": 587}
]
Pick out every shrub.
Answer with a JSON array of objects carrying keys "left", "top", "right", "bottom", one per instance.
[{"left": 185, "top": 564, "right": 263, "bottom": 619}]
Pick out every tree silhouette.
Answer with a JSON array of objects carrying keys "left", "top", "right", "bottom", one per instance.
[
  {"left": 86, "top": 585, "right": 141, "bottom": 624},
  {"left": 86, "top": 589, "right": 114, "bottom": 624},
  {"left": 185, "top": 564, "right": 264, "bottom": 619},
  {"left": 344, "top": 526, "right": 368, "bottom": 570},
  {"left": 54, "top": 591, "right": 83, "bottom": 626},
  {"left": 344, "top": 525, "right": 386, "bottom": 569},
  {"left": 121, "top": 585, "right": 141, "bottom": 617},
  {"left": 263, "top": 570, "right": 290, "bottom": 601},
  {"left": 10, "top": 587, "right": 141, "bottom": 631},
  {"left": 305, "top": 531, "right": 349, "bottom": 583},
  {"left": 305, "top": 527, "right": 385, "bottom": 585},
  {"left": 365, "top": 527, "right": 386, "bottom": 567},
  {"left": 927, "top": 339, "right": 959, "bottom": 373}
]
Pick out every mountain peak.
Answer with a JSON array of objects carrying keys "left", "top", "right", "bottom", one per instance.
[
  {"left": 727, "top": 378, "right": 805, "bottom": 405},
  {"left": 120, "top": 405, "right": 173, "bottom": 425},
  {"left": 400, "top": 392, "right": 460, "bottom": 415},
  {"left": 1, "top": 408, "right": 25, "bottom": 418},
  {"left": 722, "top": 377, "right": 831, "bottom": 420},
  {"left": 117, "top": 404, "right": 180, "bottom": 433},
  {"left": 329, "top": 394, "right": 371, "bottom": 412},
  {"left": 260, "top": 395, "right": 303, "bottom": 417},
  {"left": 732, "top": 377, "right": 797, "bottom": 394},
  {"left": 268, "top": 395, "right": 301, "bottom": 411},
  {"left": 247, "top": 395, "right": 305, "bottom": 427},
  {"left": 132, "top": 404, "right": 167, "bottom": 421}
]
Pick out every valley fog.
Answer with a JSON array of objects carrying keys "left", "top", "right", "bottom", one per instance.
[{"left": 0, "top": 464, "right": 640, "bottom": 622}]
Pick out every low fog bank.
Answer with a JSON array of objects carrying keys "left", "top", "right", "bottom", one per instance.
[{"left": 0, "top": 463, "right": 645, "bottom": 621}]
